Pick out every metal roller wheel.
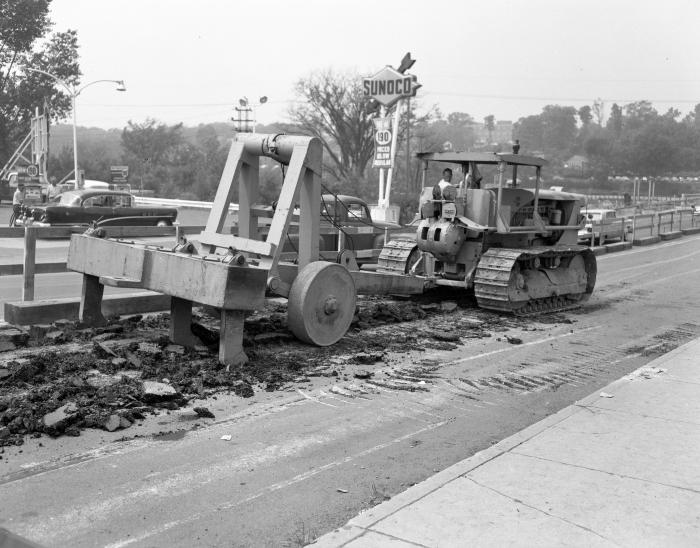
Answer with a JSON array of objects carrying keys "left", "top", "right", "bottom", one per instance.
[{"left": 288, "top": 261, "right": 356, "bottom": 346}]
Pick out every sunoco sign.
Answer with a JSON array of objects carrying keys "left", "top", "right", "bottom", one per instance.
[{"left": 363, "top": 66, "right": 419, "bottom": 107}]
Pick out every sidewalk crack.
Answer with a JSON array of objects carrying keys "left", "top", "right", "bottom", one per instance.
[
  {"left": 574, "top": 404, "right": 700, "bottom": 427},
  {"left": 466, "top": 477, "right": 621, "bottom": 546},
  {"left": 510, "top": 452, "right": 700, "bottom": 495}
]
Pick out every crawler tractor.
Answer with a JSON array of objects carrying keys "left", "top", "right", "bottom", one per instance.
[{"left": 378, "top": 149, "right": 597, "bottom": 315}]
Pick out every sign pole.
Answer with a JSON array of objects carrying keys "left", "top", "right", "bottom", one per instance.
[
  {"left": 378, "top": 106, "right": 387, "bottom": 208},
  {"left": 383, "top": 99, "right": 403, "bottom": 209}
]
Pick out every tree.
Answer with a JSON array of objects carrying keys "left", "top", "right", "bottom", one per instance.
[
  {"left": 578, "top": 105, "right": 593, "bottom": 126},
  {"left": 592, "top": 98, "right": 605, "bottom": 126},
  {"left": 484, "top": 114, "right": 495, "bottom": 143},
  {"left": 541, "top": 105, "right": 577, "bottom": 157},
  {"left": 514, "top": 114, "right": 544, "bottom": 152},
  {"left": 121, "top": 119, "right": 185, "bottom": 196},
  {"left": 607, "top": 103, "right": 623, "bottom": 136},
  {"left": 623, "top": 100, "right": 657, "bottom": 130},
  {"left": 0, "top": 0, "right": 81, "bottom": 166},
  {"left": 289, "top": 69, "right": 377, "bottom": 193}
]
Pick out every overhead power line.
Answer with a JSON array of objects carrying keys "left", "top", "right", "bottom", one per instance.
[{"left": 424, "top": 91, "right": 700, "bottom": 104}]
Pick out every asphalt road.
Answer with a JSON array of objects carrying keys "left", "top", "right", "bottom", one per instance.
[{"left": 2, "top": 235, "right": 700, "bottom": 547}]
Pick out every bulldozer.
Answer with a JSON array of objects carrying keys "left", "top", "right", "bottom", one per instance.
[{"left": 378, "top": 147, "right": 597, "bottom": 315}]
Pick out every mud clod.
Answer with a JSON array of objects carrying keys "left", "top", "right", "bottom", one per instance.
[{"left": 193, "top": 407, "right": 215, "bottom": 419}]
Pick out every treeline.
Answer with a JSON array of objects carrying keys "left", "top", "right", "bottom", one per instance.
[
  {"left": 513, "top": 100, "right": 700, "bottom": 181},
  {"left": 48, "top": 119, "right": 294, "bottom": 203},
  {"left": 45, "top": 97, "right": 700, "bottom": 209}
]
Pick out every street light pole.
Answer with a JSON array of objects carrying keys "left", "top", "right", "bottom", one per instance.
[
  {"left": 26, "top": 68, "right": 126, "bottom": 189},
  {"left": 71, "top": 93, "right": 78, "bottom": 189}
]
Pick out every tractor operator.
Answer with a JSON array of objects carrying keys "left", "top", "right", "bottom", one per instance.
[{"left": 433, "top": 168, "right": 453, "bottom": 199}]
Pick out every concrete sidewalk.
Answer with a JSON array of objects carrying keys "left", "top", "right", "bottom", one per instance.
[{"left": 314, "top": 338, "right": 700, "bottom": 547}]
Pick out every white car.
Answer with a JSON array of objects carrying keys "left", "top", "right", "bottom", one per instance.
[{"left": 578, "top": 208, "right": 631, "bottom": 245}]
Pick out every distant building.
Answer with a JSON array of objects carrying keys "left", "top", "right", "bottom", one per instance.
[
  {"left": 469, "top": 120, "right": 514, "bottom": 144},
  {"left": 564, "top": 155, "right": 590, "bottom": 177}
]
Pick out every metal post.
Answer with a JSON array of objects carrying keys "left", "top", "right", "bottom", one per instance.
[
  {"left": 631, "top": 214, "right": 636, "bottom": 243},
  {"left": 405, "top": 96, "right": 410, "bottom": 195},
  {"left": 533, "top": 166, "right": 541, "bottom": 215},
  {"left": 496, "top": 161, "right": 505, "bottom": 226},
  {"left": 22, "top": 225, "right": 36, "bottom": 301},
  {"left": 621, "top": 214, "right": 625, "bottom": 241},
  {"left": 378, "top": 106, "right": 387, "bottom": 208},
  {"left": 72, "top": 93, "right": 80, "bottom": 190},
  {"left": 384, "top": 100, "right": 402, "bottom": 209}
]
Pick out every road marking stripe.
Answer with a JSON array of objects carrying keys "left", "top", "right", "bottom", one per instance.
[
  {"left": 103, "top": 418, "right": 454, "bottom": 548},
  {"left": 297, "top": 389, "right": 338, "bottom": 408},
  {"left": 448, "top": 326, "right": 601, "bottom": 365}
]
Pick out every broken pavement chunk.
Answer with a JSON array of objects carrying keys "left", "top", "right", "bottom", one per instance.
[
  {"left": 231, "top": 380, "right": 254, "bottom": 398},
  {"left": 93, "top": 341, "right": 117, "bottom": 358},
  {"left": 0, "top": 326, "right": 29, "bottom": 352},
  {"left": 352, "top": 352, "right": 383, "bottom": 365},
  {"left": 137, "top": 342, "right": 161, "bottom": 356},
  {"left": 103, "top": 414, "right": 121, "bottom": 432},
  {"left": 193, "top": 406, "right": 215, "bottom": 419},
  {"left": 42, "top": 402, "right": 79, "bottom": 433},
  {"left": 142, "top": 380, "right": 178, "bottom": 402}
]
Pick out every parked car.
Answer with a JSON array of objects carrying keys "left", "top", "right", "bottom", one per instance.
[
  {"left": 55, "top": 179, "right": 132, "bottom": 196},
  {"left": 245, "top": 194, "right": 404, "bottom": 265},
  {"left": 577, "top": 208, "right": 631, "bottom": 245},
  {"left": 317, "top": 194, "right": 401, "bottom": 254},
  {"left": 14, "top": 189, "right": 177, "bottom": 227}
]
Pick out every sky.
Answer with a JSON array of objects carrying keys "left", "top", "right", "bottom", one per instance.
[{"left": 48, "top": 0, "right": 700, "bottom": 130}]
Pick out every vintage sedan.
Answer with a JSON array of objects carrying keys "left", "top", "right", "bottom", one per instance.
[{"left": 15, "top": 189, "right": 178, "bottom": 227}]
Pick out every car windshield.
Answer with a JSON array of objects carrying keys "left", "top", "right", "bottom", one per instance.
[
  {"left": 59, "top": 193, "right": 81, "bottom": 206},
  {"left": 347, "top": 203, "right": 369, "bottom": 220}
]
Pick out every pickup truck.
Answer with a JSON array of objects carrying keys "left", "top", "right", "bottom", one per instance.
[
  {"left": 578, "top": 208, "right": 631, "bottom": 245},
  {"left": 234, "top": 194, "right": 404, "bottom": 266}
]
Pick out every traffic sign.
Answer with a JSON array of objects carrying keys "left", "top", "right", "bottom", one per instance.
[
  {"left": 363, "top": 66, "right": 420, "bottom": 107},
  {"left": 26, "top": 164, "right": 39, "bottom": 177},
  {"left": 372, "top": 117, "right": 393, "bottom": 168},
  {"left": 110, "top": 165, "right": 130, "bottom": 183}
]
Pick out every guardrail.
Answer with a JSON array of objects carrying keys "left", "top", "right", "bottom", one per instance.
[
  {"left": 628, "top": 208, "right": 698, "bottom": 242},
  {"left": 1, "top": 224, "right": 205, "bottom": 302},
  {"left": 581, "top": 208, "right": 699, "bottom": 247},
  {"left": 135, "top": 196, "right": 240, "bottom": 211}
]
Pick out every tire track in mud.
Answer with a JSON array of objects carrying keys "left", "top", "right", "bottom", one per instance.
[{"left": 321, "top": 321, "right": 700, "bottom": 403}]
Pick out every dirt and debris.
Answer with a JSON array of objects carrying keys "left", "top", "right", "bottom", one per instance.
[
  {"left": 0, "top": 292, "right": 524, "bottom": 446},
  {"left": 193, "top": 406, "right": 215, "bottom": 419}
]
